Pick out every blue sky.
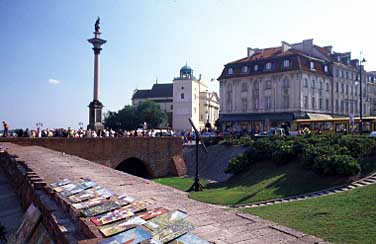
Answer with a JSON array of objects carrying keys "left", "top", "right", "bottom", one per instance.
[{"left": 1, "top": 0, "right": 376, "bottom": 129}]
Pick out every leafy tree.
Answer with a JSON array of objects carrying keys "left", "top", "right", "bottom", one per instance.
[{"left": 104, "top": 101, "right": 167, "bottom": 130}]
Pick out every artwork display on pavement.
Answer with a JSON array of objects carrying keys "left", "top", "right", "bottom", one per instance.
[
  {"left": 91, "top": 206, "right": 135, "bottom": 226},
  {"left": 81, "top": 200, "right": 122, "bottom": 217},
  {"left": 53, "top": 183, "right": 77, "bottom": 193},
  {"left": 15, "top": 203, "right": 42, "bottom": 244},
  {"left": 144, "top": 210, "right": 188, "bottom": 232},
  {"left": 50, "top": 179, "right": 71, "bottom": 188},
  {"left": 140, "top": 238, "right": 163, "bottom": 244},
  {"left": 98, "top": 216, "right": 146, "bottom": 237},
  {"left": 28, "top": 223, "right": 55, "bottom": 244},
  {"left": 98, "top": 226, "right": 152, "bottom": 244},
  {"left": 152, "top": 218, "right": 194, "bottom": 243},
  {"left": 118, "top": 195, "right": 135, "bottom": 204},
  {"left": 69, "top": 186, "right": 112, "bottom": 203},
  {"left": 60, "top": 179, "right": 97, "bottom": 198},
  {"left": 169, "top": 232, "right": 210, "bottom": 244},
  {"left": 72, "top": 197, "right": 106, "bottom": 210},
  {"left": 138, "top": 207, "right": 169, "bottom": 220}
]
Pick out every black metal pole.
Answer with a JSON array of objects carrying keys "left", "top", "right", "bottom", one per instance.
[
  {"left": 188, "top": 135, "right": 203, "bottom": 192},
  {"left": 359, "top": 64, "right": 363, "bottom": 134}
]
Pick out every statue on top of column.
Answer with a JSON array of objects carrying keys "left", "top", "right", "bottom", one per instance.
[{"left": 95, "top": 17, "right": 100, "bottom": 32}]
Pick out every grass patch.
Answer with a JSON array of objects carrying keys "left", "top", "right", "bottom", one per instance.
[
  {"left": 153, "top": 177, "right": 209, "bottom": 192},
  {"left": 154, "top": 161, "right": 350, "bottom": 205},
  {"left": 243, "top": 184, "right": 376, "bottom": 244}
]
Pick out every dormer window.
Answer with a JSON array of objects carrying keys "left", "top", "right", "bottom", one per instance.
[
  {"left": 283, "top": 60, "right": 290, "bottom": 68},
  {"left": 228, "top": 67, "right": 234, "bottom": 75},
  {"left": 324, "top": 65, "right": 328, "bottom": 73},
  {"left": 265, "top": 62, "right": 272, "bottom": 71},
  {"left": 310, "top": 61, "right": 315, "bottom": 70},
  {"left": 254, "top": 64, "right": 259, "bottom": 71},
  {"left": 241, "top": 66, "right": 248, "bottom": 73}
]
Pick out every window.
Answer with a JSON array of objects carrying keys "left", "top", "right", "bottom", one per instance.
[
  {"left": 254, "top": 64, "right": 259, "bottom": 71},
  {"left": 355, "top": 87, "right": 358, "bottom": 96},
  {"left": 283, "top": 60, "right": 290, "bottom": 68},
  {"left": 312, "top": 79, "right": 316, "bottom": 89},
  {"left": 283, "top": 95, "right": 289, "bottom": 108},
  {"left": 312, "top": 97, "right": 316, "bottom": 109},
  {"left": 304, "top": 78, "right": 308, "bottom": 88},
  {"left": 265, "top": 62, "right": 272, "bottom": 70},
  {"left": 326, "top": 83, "right": 329, "bottom": 91},
  {"left": 304, "top": 96, "right": 308, "bottom": 109},
  {"left": 319, "top": 81, "right": 323, "bottom": 90},
  {"left": 241, "top": 66, "right": 248, "bottom": 73},
  {"left": 265, "top": 97, "right": 272, "bottom": 110},
  {"left": 226, "top": 85, "right": 232, "bottom": 111},
  {"left": 341, "top": 100, "right": 344, "bottom": 113},
  {"left": 254, "top": 80, "right": 259, "bottom": 90},
  {"left": 241, "top": 98, "right": 248, "bottom": 111},
  {"left": 319, "top": 98, "right": 323, "bottom": 110},
  {"left": 265, "top": 80, "right": 272, "bottom": 89},
  {"left": 324, "top": 65, "right": 328, "bottom": 72},
  {"left": 346, "top": 71, "right": 349, "bottom": 79},
  {"left": 171, "top": 105, "right": 173, "bottom": 110},
  {"left": 283, "top": 79, "right": 289, "bottom": 88},
  {"left": 341, "top": 83, "right": 344, "bottom": 93},
  {"left": 326, "top": 99, "right": 329, "bottom": 110},
  {"left": 310, "top": 61, "right": 315, "bottom": 70},
  {"left": 346, "top": 85, "right": 349, "bottom": 95},
  {"left": 227, "top": 68, "right": 233, "bottom": 75},
  {"left": 335, "top": 99, "right": 339, "bottom": 112},
  {"left": 241, "top": 83, "right": 248, "bottom": 92},
  {"left": 254, "top": 97, "right": 259, "bottom": 109},
  {"left": 335, "top": 82, "right": 338, "bottom": 92},
  {"left": 181, "top": 93, "right": 184, "bottom": 99},
  {"left": 336, "top": 69, "right": 339, "bottom": 77}
]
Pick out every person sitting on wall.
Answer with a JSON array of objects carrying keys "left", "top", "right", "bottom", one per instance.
[{"left": 3, "top": 121, "right": 9, "bottom": 137}]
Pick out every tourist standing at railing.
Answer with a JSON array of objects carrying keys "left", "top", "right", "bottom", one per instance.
[{"left": 3, "top": 121, "right": 9, "bottom": 137}]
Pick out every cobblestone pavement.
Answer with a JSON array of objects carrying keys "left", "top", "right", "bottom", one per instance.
[{"left": 1, "top": 143, "right": 330, "bottom": 244}]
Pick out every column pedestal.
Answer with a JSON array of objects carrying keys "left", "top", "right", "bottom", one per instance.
[{"left": 88, "top": 99, "right": 104, "bottom": 131}]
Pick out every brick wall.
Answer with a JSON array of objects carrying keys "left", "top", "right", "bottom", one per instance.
[{"left": 0, "top": 137, "right": 186, "bottom": 178}]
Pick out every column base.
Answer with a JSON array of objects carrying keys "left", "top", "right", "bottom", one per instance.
[{"left": 88, "top": 100, "right": 104, "bottom": 131}]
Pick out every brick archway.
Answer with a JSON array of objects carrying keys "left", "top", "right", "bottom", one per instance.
[{"left": 115, "top": 157, "right": 153, "bottom": 179}]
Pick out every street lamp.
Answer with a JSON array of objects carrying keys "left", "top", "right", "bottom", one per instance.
[
  {"left": 355, "top": 57, "right": 366, "bottom": 134},
  {"left": 78, "top": 122, "right": 84, "bottom": 129},
  {"left": 36, "top": 122, "right": 43, "bottom": 128}
]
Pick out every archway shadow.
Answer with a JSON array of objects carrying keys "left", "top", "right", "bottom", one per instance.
[{"left": 116, "top": 157, "right": 152, "bottom": 179}]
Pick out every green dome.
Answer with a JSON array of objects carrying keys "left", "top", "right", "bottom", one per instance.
[{"left": 180, "top": 64, "right": 192, "bottom": 71}]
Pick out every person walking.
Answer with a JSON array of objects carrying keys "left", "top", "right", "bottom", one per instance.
[{"left": 2, "top": 121, "right": 9, "bottom": 137}]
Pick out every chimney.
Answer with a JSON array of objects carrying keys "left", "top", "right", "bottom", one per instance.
[
  {"left": 302, "top": 39, "right": 314, "bottom": 54},
  {"left": 281, "top": 41, "right": 291, "bottom": 52},
  {"left": 198, "top": 74, "right": 202, "bottom": 81}
]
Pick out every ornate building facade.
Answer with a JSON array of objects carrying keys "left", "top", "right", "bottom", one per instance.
[{"left": 218, "top": 39, "right": 374, "bottom": 132}]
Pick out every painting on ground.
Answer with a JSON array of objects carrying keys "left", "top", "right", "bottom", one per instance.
[
  {"left": 99, "top": 216, "right": 146, "bottom": 237},
  {"left": 15, "top": 203, "right": 42, "bottom": 243},
  {"left": 169, "top": 232, "right": 210, "bottom": 244},
  {"left": 98, "top": 226, "right": 152, "bottom": 244}
]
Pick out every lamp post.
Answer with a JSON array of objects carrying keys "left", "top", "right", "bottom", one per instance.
[
  {"left": 355, "top": 58, "right": 366, "bottom": 134},
  {"left": 78, "top": 122, "right": 84, "bottom": 129}
]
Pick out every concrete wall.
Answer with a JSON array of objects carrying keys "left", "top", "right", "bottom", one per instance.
[{"left": 0, "top": 137, "right": 185, "bottom": 178}]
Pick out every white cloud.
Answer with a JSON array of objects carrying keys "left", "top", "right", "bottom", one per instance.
[{"left": 48, "top": 79, "right": 62, "bottom": 85}]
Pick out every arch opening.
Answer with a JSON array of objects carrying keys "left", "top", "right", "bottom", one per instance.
[{"left": 115, "top": 157, "right": 152, "bottom": 179}]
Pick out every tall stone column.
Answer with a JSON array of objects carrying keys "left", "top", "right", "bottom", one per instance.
[{"left": 87, "top": 18, "right": 107, "bottom": 131}]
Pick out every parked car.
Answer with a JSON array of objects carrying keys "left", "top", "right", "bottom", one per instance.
[{"left": 254, "top": 128, "right": 286, "bottom": 138}]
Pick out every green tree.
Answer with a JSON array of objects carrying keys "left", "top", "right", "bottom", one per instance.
[
  {"left": 104, "top": 101, "right": 167, "bottom": 130},
  {"left": 136, "top": 100, "right": 167, "bottom": 129}
]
